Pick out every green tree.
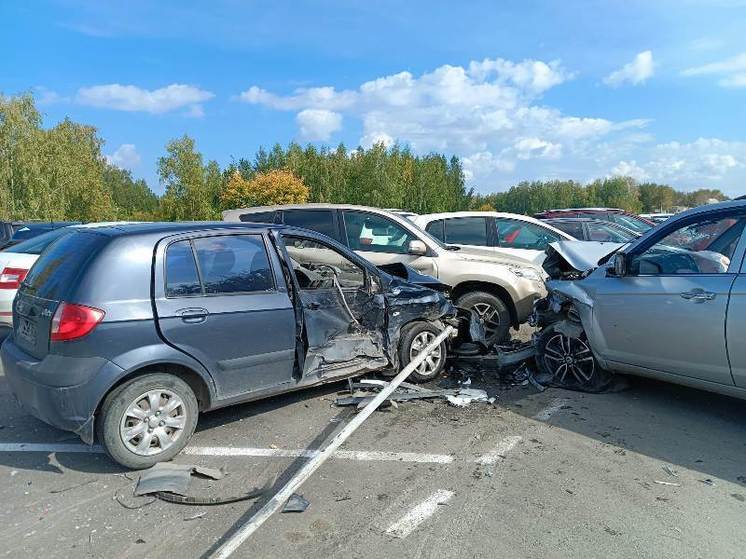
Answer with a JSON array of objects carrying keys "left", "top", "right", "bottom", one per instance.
[{"left": 158, "top": 135, "right": 216, "bottom": 221}]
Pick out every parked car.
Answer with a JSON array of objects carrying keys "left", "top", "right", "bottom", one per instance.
[
  {"left": 0, "top": 223, "right": 131, "bottom": 329},
  {"left": 224, "top": 204, "right": 547, "bottom": 343},
  {"left": 534, "top": 208, "right": 654, "bottom": 234},
  {"left": 533, "top": 200, "right": 746, "bottom": 399},
  {"left": 640, "top": 213, "right": 675, "bottom": 223},
  {"left": 410, "top": 211, "right": 572, "bottom": 265},
  {"left": 1, "top": 222, "right": 478, "bottom": 468},
  {"left": 0, "top": 221, "right": 78, "bottom": 250},
  {"left": 544, "top": 217, "right": 640, "bottom": 243}
]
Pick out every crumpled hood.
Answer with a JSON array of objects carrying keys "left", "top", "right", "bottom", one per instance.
[
  {"left": 543, "top": 240, "right": 622, "bottom": 279},
  {"left": 377, "top": 262, "right": 449, "bottom": 293}
]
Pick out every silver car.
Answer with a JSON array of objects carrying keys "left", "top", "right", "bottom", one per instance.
[{"left": 534, "top": 199, "right": 746, "bottom": 399}]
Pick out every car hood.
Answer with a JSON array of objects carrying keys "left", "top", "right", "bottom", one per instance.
[
  {"left": 377, "top": 262, "right": 449, "bottom": 293},
  {"left": 542, "top": 240, "right": 623, "bottom": 280}
]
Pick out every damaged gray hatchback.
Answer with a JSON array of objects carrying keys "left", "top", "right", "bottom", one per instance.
[
  {"left": 533, "top": 200, "right": 746, "bottom": 399},
  {"left": 1, "top": 223, "right": 465, "bottom": 468}
]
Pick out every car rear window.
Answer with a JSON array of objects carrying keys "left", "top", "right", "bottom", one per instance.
[
  {"left": 22, "top": 231, "right": 109, "bottom": 300},
  {"left": 5, "top": 228, "right": 73, "bottom": 255},
  {"left": 193, "top": 235, "right": 274, "bottom": 295}
]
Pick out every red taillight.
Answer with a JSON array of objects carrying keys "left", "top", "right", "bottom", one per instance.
[
  {"left": 0, "top": 267, "right": 28, "bottom": 289},
  {"left": 50, "top": 302, "right": 105, "bottom": 342}
]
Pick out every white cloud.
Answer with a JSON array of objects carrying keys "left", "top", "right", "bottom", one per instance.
[
  {"left": 76, "top": 83, "right": 214, "bottom": 114},
  {"left": 682, "top": 52, "right": 746, "bottom": 88},
  {"left": 33, "top": 86, "right": 68, "bottom": 106},
  {"left": 645, "top": 138, "right": 745, "bottom": 181},
  {"left": 603, "top": 50, "right": 655, "bottom": 87},
  {"left": 296, "top": 109, "right": 342, "bottom": 141},
  {"left": 610, "top": 160, "right": 649, "bottom": 181},
  {"left": 514, "top": 137, "right": 562, "bottom": 160},
  {"left": 105, "top": 144, "right": 141, "bottom": 170}
]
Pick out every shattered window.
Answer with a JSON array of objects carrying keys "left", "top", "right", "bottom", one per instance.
[
  {"left": 633, "top": 215, "right": 746, "bottom": 275},
  {"left": 343, "top": 211, "right": 416, "bottom": 254},
  {"left": 282, "top": 235, "right": 366, "bottom": 290}
]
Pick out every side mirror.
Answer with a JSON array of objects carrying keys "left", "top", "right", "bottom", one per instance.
[
  {"left": 408, "top": 239, "right": 428, "bottom": 256},
  {"left": 613, "top": 252, "right": 627, "bottom": 277}
]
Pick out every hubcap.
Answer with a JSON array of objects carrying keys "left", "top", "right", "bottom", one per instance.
[
  {"left": 471, "top": 302, "right": 501, "bottom": 341},
  {"left": 409, "top": 331, "right": 442, "bottom": 377},
  {"left": 543, "top": 333, "right": 595, "bottom": 384},
  {"left": 120, "top": 389, "right": 187, "bottom": 456}
]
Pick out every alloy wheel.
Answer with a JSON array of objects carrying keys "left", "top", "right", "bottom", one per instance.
[
  {"left": 120, "top": 389, "right": 187, "bottom": 456},
  {"left": 543, "top": 333, "right": 596, "bottom": 385},
  {"left": 471, "top": 302, "right": 501, "bottom": 341},
  {"left": 409, "top": 331, "right": 443, "bottom": 377}
]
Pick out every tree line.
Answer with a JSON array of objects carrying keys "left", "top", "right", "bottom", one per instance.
[{"left": 0, "top": 93, "right": 728, "bottom": 223}]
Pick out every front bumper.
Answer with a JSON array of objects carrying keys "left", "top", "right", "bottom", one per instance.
[{"left": 1, "top": 337, "right": 124, "bottom": 444}]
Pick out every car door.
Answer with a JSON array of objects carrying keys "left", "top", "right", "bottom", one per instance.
[
  {"left": 591, "top": 210, "right": 746, "bottom": 385},
  {"left": 153, "top": 233, "right": 297, "bottom": 398},
  {"left": 276, "top": 232, "right": 389, "bottom": 380},
  {"left": 342, "top": 210, "right": 438, "bottom": 277},
  {"left": 495, "top": 218, "right": 563, "bottom": 264}
]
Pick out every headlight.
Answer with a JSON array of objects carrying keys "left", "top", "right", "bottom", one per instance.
[{"left": 509, "top": 266, "right": 544, "bottom": 283}]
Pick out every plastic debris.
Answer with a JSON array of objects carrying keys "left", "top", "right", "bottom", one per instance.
[
  {"left": 653, "top": 480, "right": 681, "bottom": 487},
  {"left": 283, "top": 493, "right": 310, "bottom": 513},
  {"left": 446, "top": 388, "right": 489, "bottom": 407},
  {"left": 662, "top": 465, "right": 679, "bottom": 477}
]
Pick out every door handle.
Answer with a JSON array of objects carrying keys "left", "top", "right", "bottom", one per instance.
[
  {"left": 177, "top": 307, "right": 209, "bottom": 323},
  {"left": 306, "top": 302, "right": 321, "bottom": 310},
  {"left": 680, "top": 289, "right": 716, "bottom": 303}
]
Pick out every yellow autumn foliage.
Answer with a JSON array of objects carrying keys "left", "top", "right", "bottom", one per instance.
[{"left": 220, "top": 169, "right": 309, "bottom": 210}]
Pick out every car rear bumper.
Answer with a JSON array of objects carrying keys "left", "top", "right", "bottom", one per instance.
[{"left": 1, "top": 336, "right": 124, "bottom": 444}]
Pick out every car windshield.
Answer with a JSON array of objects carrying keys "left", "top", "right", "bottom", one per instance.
[
  {"left": 4, "top": 227, "right": 75, "bottom": 255},
  {"left": 607, "top": 213, "right": 652, "bottom": 233}
]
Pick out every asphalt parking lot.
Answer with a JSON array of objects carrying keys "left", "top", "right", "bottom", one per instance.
[{"left": 1, "top": 331, "right": 745, "bottom": 558}]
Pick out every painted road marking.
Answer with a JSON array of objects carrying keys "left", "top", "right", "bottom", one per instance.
[
  {"left": 475, "top": 435, "right": 522, "bottom": 465},
  {"left": 385, "top": 489, "right": 455, "bottom": 538},
  {"left": 533, "top": 397, "right": 569, "bottom": 421}
]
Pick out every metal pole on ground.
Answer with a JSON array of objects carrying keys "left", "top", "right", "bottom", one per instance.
[{"left": 210, "top": 325, "right": 455, "bottom": 559}]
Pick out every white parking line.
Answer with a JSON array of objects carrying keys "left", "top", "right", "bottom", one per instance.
[
  {"left": 0, "top": 442, "right": 455, "bottom": 464},
  {"left": 533, "top": 397, "right": 569, "bottom": 421},
  {"left": 475, "top": 435, "right": 522, "bottom": 465},
  {"left": 385, "top": 489, "right": 455, "bottom": 538}
]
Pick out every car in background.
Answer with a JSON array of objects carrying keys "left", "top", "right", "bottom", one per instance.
[
  {"left": 2, "top": 222, "right": 472, "bottom": 468},
  {"left": 534, "top": 208, "right": 654, "bottom": 234},
  {"left": 410, "top": 211, "right": 572, "bottom": 265},
  {"left": 640, "top": 213, "right": 675, "bottom": 224},
  {"left": 534, "top": 199, "right": 746, "bottom": 399},
  {"left": 0, "top": 223, "right": 130, "bottom": 329},
  {"left": 544, "top": 218, "right": 640, "bottom": 243},
  {"left": 0, "top": 221, "right": 78, "bottom": 250},
  {"left": 224, "top": 204, "right": 547, "bottom": 343}
]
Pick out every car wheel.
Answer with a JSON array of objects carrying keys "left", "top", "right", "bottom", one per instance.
[
  {"left": 399, "top": 322, "right": 448, "bottom": 383},
  {"left": 455, "top": 291, "right": 511, "bottom": 345},
  {"left": 96, "top": 373, "right": 199, "bottom": 469},
  {"left": 535, "top": 323, "right": 612, "bottom": 392}
]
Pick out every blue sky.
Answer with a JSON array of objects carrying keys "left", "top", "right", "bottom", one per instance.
[{"left": 2, "top": 0, "right": 746, "bottom": 195}]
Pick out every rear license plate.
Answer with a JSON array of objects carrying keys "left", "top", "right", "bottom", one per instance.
[{"left": 18, "top": 318, "right": 36, "bottom": 343}]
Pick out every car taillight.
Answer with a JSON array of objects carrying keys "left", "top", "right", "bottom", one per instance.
[
  {"left": 0, "top": 267, "right": 28, "bottom": 289},
  {"left": 50, "top": 302, "right": 105, "bottom": 342}
]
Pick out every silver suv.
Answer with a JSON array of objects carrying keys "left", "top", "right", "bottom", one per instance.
[{"left": 223, "top": 204, "right": 546, "bottom": 342}]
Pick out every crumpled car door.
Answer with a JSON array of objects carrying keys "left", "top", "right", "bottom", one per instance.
[{"left": 271, "top": 231, "right": 390, "bottom": 381}]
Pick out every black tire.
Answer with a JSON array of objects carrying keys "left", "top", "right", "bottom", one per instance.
[
  {"left": 96, "top": 373, "right": 199, "bottom": 469},
  {"left": 535, "top": 323, "right": 613, "bottom": 392},
  {"left": 455, "top": 291, "right": 511, "bottom": 345},
  {"left": 398, "top": 322, "right": 448, "bottom": 383}
]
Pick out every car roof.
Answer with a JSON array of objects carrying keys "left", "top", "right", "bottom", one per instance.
[
  {"left": 541, "top": 207, "right": 625, "bottom": 213},
  {"left": 75, "top": 221, "right": 275, "bottom": 238},
  {"left": 412, "top": 211, "right": 574, "bottom": 239}
]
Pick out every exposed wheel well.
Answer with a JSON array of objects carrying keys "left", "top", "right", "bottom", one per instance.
[
  {"left": 97, "top": 363, "right": 212, "bottom": 415},
  {"left": 451, "top": 281, "right": 517, "bottom": 328}
]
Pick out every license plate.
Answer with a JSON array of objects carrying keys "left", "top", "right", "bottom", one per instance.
[{"left": 18, "top": 318, "right": 36, "bottom": 343}]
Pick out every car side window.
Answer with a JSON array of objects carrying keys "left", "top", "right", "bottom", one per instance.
[
  {"left": 165, "top": 240, "right": 202, "bottom": 297},
  {"left": 192, "top": 235, "right": 274, "bottom": 294},
  {"left": 549, "top": 221, "right": 584, "bottom": 240},
  {"left": 239, "top": 211, "right": 278, "bottom": 224},
  {"left": 586, "top": 221, "right": 630, "bottom": 243},
  {"left": 443, "top": 217, "right": 488, "bottom": 246},
  {"left": 282, "top": 235, "right": 366, "bottom": 290},
  {"left": 425, "top": 220, "right": 445, "bottom": 242},
  {"left": 343, "top": 211, "right": 416, "bottom": 254},
  {"left": 497, "top": 219, "right": 560, "bottom": 250},
  {"left": 282, "top": 209, "right": 340, "bottom": 241},
  {"left": 631, "top": 215, "right": 746, "bottom": 275}
]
